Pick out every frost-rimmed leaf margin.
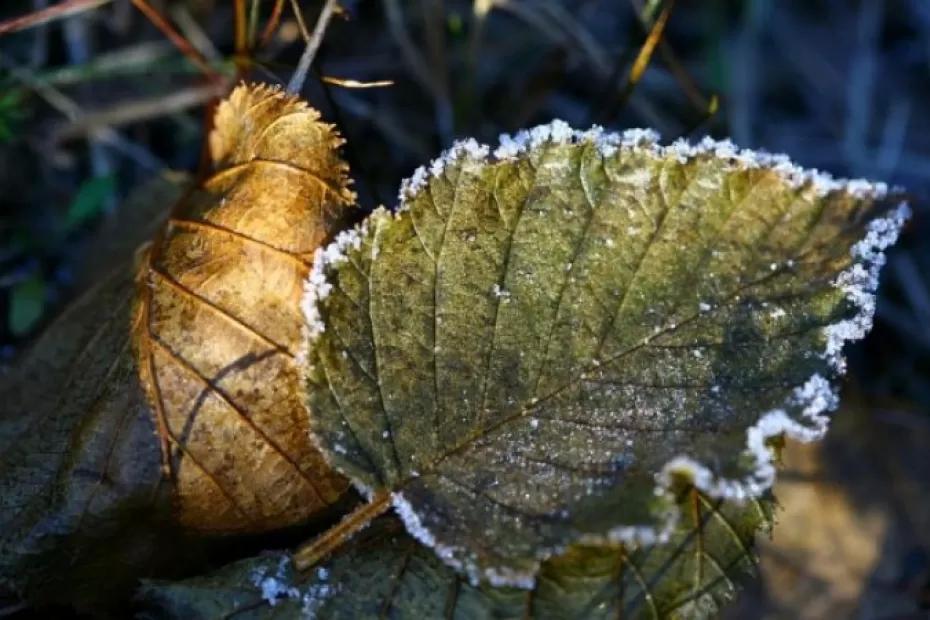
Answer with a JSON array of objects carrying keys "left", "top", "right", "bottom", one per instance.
[
  {"left": 299, "top": 122, "right": 909, "bottom": 587},
  {"left": 140, "top": 494, "right": 773, "bottom": 620}
]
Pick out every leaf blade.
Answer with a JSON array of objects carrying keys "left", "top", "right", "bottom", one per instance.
[
  {"left": 139, "top": 491, "right": 773, "bottom": 619},
  {"left": 303, "top": 126, "right": 905, "bottom": 584}
]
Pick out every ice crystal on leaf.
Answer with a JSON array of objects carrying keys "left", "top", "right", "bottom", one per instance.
[{"left": 302, "top": 123, "right": 906, "bottom": 588}]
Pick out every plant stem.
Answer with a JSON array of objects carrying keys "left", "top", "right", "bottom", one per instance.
[
  {"left": 293, "top": 491, "right": 392, "bottom": 571},
  {"left": 287, "top": 0, "right": 340, "bottom": 94}
]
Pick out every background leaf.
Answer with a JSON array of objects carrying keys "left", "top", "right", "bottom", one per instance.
[
  {"left": 7, "top": 274, "right": 45, "bottom": 336},
  {"left": 0, "top": 174, "right": 202, "bottom": 613},
  {"left": 64, "top": 174, "right": 117, "bottom": 232},
  {"left": 139, "top": 489, "right": 772, "bottom": 620},
  {"left": 303, "top": 127, "right": 903, "bottom": 585},
  {"left": 132, "top": 83, "right": 355, "bottom": 534}
]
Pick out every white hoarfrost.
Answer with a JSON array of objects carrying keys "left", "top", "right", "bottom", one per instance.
[
  {"left": 392, "top": 491, "right": 539, "bottom": 588},
  {"left": 250, "top": 555, "right": 337, "bottom": 616},
  {"left": 302, "top": 121, "right": 908, "bottom": 590},
  {"left": 251, "top": 556, "right": 300, "bottom": 606},
  {"left": 299, "top": 211, "right": 383, "bottom": 369},
  {"left": 823, "top": 202, "right": 910, "bottom": 372}
]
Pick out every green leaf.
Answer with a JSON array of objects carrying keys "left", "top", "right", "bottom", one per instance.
[
  {"left": 139, "top": 490, "right": 773, "bottom": 619},
  {"left": 0, "top": 89, "right": 26, "bottom": 143},
  {"left": 8, "top": 275, "right": 45, "bottom": 336},
  {"left": 301, "top": 124, "right": 906, "bottom": 585},
  {"left": 65, "top": 174, "right": 117, "bottom": 231}
]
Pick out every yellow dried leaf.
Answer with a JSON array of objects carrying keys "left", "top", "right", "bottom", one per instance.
[{"left": 133, "top": 83, "right": 353, "bottom": 533}]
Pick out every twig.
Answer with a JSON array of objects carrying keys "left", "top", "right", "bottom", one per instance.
[
  {"left": 130, "top": 0, "right": 214, "bottom": 77},
  {"left": 289, "top": 0, "right": 312, "bottom": 42},
  {"left": 259, "top": 0, "right": 287, "bottom": 48},
  {"left": 234, "top": 0, "right": 247, "bottom": 55},
  {"left": 170, "top": 4, "right": 223, "bottom": 63},
  {"left": 0, "top": 0, "right": 112, "bottom": 36},
  {"left": 54, "top": 83, "right": 226, "bottom": 141},
  {"left": 293, "top": 492, "right": 392, "bottom": 570},
  {"left": 288, "top": 0, "right": 341, "bottom": 94}
]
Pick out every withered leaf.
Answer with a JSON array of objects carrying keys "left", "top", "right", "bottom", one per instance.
[
  {"left": 0, "top": 175, "right": 201, "bottom": 612},
  {"left": 139, "top": 489, "right": 773, "bottom": 619},
  {"left": 301, "top": 125, "right": 907, "bottom": 585},
  {"left": 0, "top": 83, "right": 360, "bottom": 610},
  {"left": 134, "top": 83, "right": 354, "bottom": 533}
]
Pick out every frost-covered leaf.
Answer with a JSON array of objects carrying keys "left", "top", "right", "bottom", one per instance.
[
  {"left": 139, "top": 489, "right": 772, "bottom": 619},
  {"left": 0, "top": 175, "right": 202, "bottom": 612},
  {"left": 133, "top": 83, "right": 352, "bottom": 533},
  {"left": 302, "top": 123, "right": 907, "bottom": 585}
]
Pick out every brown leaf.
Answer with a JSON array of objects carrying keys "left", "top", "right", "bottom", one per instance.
[{"left": 133, "top": 83, "right": 353, "bottom": 534}]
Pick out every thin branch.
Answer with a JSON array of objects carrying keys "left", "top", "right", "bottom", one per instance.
[
  {"left": 289, "top": 0, "right": 312, "bottom": 42},
  {"left": 293, "top": 492, "right": 392, "bottom": 570},
  {"left": 130, "top": 0, "right": 214, "bottom": 77},
  {"left": 170, "top": 4, "right": 223, "bottom": 63},
  {"left": 259, "top": 0, "right": 287, "bottom": 48},
  {"left": 287, "top": 0, "right": 341, "bottom": 94},
  {"left": 53, "top": 83, "right": 226, "bottom": 141},
  {"left": 0, "top": 0, "right": 112, "bottom": 36},
  {"left": 234, "top": 0, "right": 247, "bottom": 55}
]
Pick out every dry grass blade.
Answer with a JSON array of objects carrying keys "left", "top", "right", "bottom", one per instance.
[
  {"left": 54, "top": 83, "right": 227, "bottom": 141},
  {"left": 629, "top": 0, "right": 673, "bottom": 87},
  {"left": 321, "top": 76, "right": 393, "bottom": 89},
  {"left": 259, "top": 0, "right": 287, "bottom": 48},
  {"left": 130, "top": 0, "right": 215, "bottom": 77},
  {"left": 0, "top": 0, "right": 112, "bottom": 36}
]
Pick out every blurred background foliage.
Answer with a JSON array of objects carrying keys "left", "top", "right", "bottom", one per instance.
[{"left": 0, "top": 1, "right": 927, "bottom": 617}]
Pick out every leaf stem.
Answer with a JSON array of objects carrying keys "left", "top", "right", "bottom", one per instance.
[{"left": 293, "top": 491, "right": 392, "bottom": 571}]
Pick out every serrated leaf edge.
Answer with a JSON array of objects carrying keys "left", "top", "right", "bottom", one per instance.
[{"left": 299, "top": 124, "right": 909, "bottom": 588}]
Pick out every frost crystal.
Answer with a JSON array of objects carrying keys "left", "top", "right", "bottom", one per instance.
[
  {"left": 249, "top": 555, "right": 337, "bottom": 615},
  {"left": 823, "top": 203, "right": 910, "bottom": 371},
  {"left": 390, "top": 491, "right": 519, "bottom": 587},
  {"left": 301, "top": 213, "right": 378, "bottom": 353},
  {"left": 401, "top": 122, "right": 890, "bottom": 210},
  {"left": 251, "top": 556, "right": 300, "bottom": 607},
  {"left": 305, "top": 121, "right": 907, "bottom": 588},
  {"left": 400, "top": 138, "right": 490, "bottom": 202}
]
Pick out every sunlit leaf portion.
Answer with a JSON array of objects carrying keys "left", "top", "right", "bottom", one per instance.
[
  {"left": 134, "top": 83, "right": 353, "bottom": 533},
  {"left": 139, "top": 490, "right": 772, "bottom": 619},
  {"left": 302, "top": 124, "right": 906, "bottom": 585}
]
